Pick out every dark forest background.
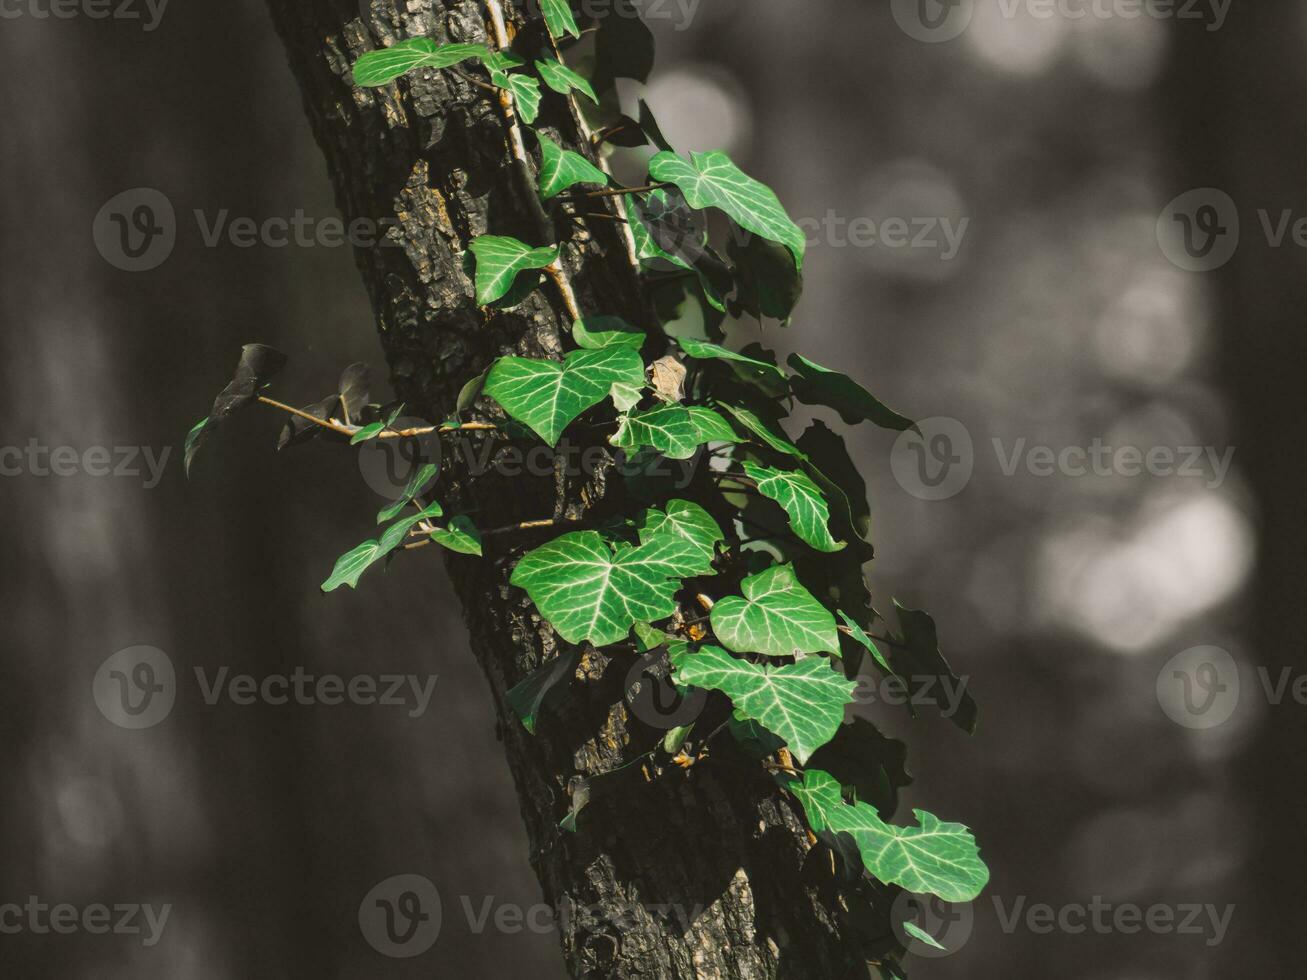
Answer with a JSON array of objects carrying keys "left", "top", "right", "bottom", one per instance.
[{"left": 2, "top": 1, "right": 1303, "bottom": 976}]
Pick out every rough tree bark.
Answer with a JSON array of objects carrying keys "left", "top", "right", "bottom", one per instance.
[{"left": 264, "top": 2, "right": 872, "bottom": 977}]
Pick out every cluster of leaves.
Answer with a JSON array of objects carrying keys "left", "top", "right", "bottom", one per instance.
[{"left": 188, "top": 10, "right": 988, "bottom": 969}]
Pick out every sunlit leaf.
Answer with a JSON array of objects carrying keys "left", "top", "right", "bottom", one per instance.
[
  {"left": 742, "top": 461, "right": 844, "bottom": 553},
  {"left": 788, "top": 769, "right": 989, "bottom": 903},
  {"left": 537, "top": 134, "right": 608, "bottom": 200},
  {"left": 485, "top": 346, "right": 644, "bottom": 446},
  {"left": 511, "top": 530, "right": 705, "bottom": 646},
  {"left": 710, "top": 564, "right": 839, "bottom": 658},
  {"left": 669, "top": 643, "right": 853, "bottom": 763},
  {"left": 535, "top": 56, "right": 596, "bottom": 103}
]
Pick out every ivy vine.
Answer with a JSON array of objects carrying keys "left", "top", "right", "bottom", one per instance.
[{"left": 186, "top": 6, "right": 989, "bottom": 971}]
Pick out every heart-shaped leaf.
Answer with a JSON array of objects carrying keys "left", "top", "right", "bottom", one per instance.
[
  {"left": 676, "top": 337, "right": 788, "bottom": 395},
  {"left": 469, "top": 235, "right": 558, "bottom": 305},
  {"left": 788, "top": 769, "right": 989, "bottom": 903},
  {"left": 572, "top": 315, "right": 645, "bottom": 350},
  {"left": 511, "top": 530, "right": 706, "bottom": 646},
  {"left": 540, "top": 0, "right": 581, "bottom": 40},
  {"left": 321, "top": 502, "right": 443, "bottom": 592},
  {"left": 710, "top": 564, "right": 839, "bottom": 657},
  {"left": 636, "top": 499, "right": 723, "bottom": 574},
  {"left": 353, "top": 39, "right": 491, "bottom": 87},
  {"left": 649, "top": 150, "right": 805, "bottom": 271},
  {"left": 429, "top": 515, "right": 482, "bottom": 556},
  {"left": 686, "top": 406, "right": 741, "bottom": 445},
  {"left": 485, "top": 346, "right": 644, "bottom": 446},
  {"left": 611, "top": 404, "right": 700, "bottom": 460},
  {"left": 537, "top": 134, "right": 608, "bottom": 200},
  {"left": 489, "top": 69, "right": 542, "bottom": 123},
  {"left": 535, "top": 57, "right": 596, "bottom": 103},
  {"left": 742, "top": 461, "right": 844, "bottom": 553},
  {"left": 669, "top": 644, "right": 854, "bottom": 763}
]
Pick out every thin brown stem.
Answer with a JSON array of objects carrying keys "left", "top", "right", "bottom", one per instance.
[
  {"left": 256, "top": 396, "right": 349, "bottom": 435},
  {"left": 579, "top": 183, "right": 668, "bottom": 199}
]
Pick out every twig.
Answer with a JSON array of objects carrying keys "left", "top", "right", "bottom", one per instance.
[
  {"left": 256, "top": 396, "right": 347, "bottom": 435},
  {"left": 449, "top": 65, "right": 498, "bottom": 94},
  {"left": 481, "top": 517, "right": 575, "bottom": 537},
  {"left": 574, "top": 183, "right": 668, "bottom": 199},
  {"left": 482, "top": 0, "right": 583, "bottom": 322}
]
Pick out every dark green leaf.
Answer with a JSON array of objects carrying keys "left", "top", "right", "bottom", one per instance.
[
  {"left": 787, "top": 354, "right": 915, "bottom": 431},
  {"left": 507, "top": 650, "right": 580, "bottom": 734}
]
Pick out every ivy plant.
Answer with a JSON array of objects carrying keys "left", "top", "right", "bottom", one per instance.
[{"left": 186, "top": 14, "right": 988, "bottom": 974}]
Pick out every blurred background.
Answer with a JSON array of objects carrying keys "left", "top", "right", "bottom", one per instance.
[{"left": 1, "top": 0, "right": 1300, "bottom": 976}]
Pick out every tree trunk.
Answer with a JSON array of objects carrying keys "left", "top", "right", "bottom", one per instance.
[{"left": 264, "top": 2, "right": 871, "bottom": 976}]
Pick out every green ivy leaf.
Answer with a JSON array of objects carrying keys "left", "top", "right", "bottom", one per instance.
[
  {"left": 540, "top": 0, "right": 581, "bottom": 40},
  {"left": 718, "top": 402, "right": 804, "bottom": 458},
  {"left": 710, "top": 564, "right": 839, "bottom": 658},
  {"left": 787, "top": 354, "right": 915, "bottom": 431},
  {"left": 788, "top": 769, "right": 989, "bottom": 903},
  {"left": 669, "top": 644, "right": 853, "bottom": 764},
  {"left": 353, "top": 39, "right": 492, "bottom": 87},
  {"left": 687, "top": 406, "right": 741, "bottom": 444},
  {"left": 321, "top": 502, "right": 443, "bottom": 592},
  {"left": 468, "top": 235, "right": 558, "bottom": 305},
  {"left": 183, "top": 418, "right": 208, "bottom": 478},
  {"left": 537, "top": 134, "right": 608, "bottom": 200},
  {"left": 511, "top": 530, "right": 705, "bottom": 646},
  {"left": 485, "top": 346, "right": 644, "bottom": 446},
  {"left": 632, "top": 622, "right": 671, "bottom": 652},
  {"left": 837, "top": 611, "right": 891, "bottom": 674},
  {"left": 535, "top": 57, "right": 596, "bottom": 103},
  {"left": 507, "top": 650, "right": 580, "bottom": 733},
  {"left": 676, "top": 337, "right": 788, "bottom": 395},
  {"left": 742, "top": 461, "right": 844, "bottom": 553},
  {"left": 350, "top": 421, "right": 385, "bottom": 444},
  {"left": 902, "top": 921, "right": 949, "bottom": 952},
  {"left": 649, "top": 150, "right": 805, "bottom": 271},
  {"left": 611, "top": 404, "right": 700, "bottom": 460},
  {"left": 482, "top": 50, "right": 526, "bottom": 71},
  {"left": 376, "top": 462, "right": 439, "bottom": 524},
  {"left": 636, "top": 499, "right": 723, "bottom": 573},
  {"left": 489, "top": 69, "right": 542, "bottom": 124},
  {"left": 798, "top": 420, "right": 871, "bottom": 540},
  {"left": 352, "top": 37, "right": 438, "bottom": 87},
  {"left": 572, "top": 315, "right": 645, "bottom": 350},
  {"left": 429, "top": 515, "right": 483, "bottom": 556}
]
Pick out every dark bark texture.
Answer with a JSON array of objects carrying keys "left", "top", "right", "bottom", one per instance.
[{"left": 264, "top": 2, "right": 872, "bottom": 977}]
